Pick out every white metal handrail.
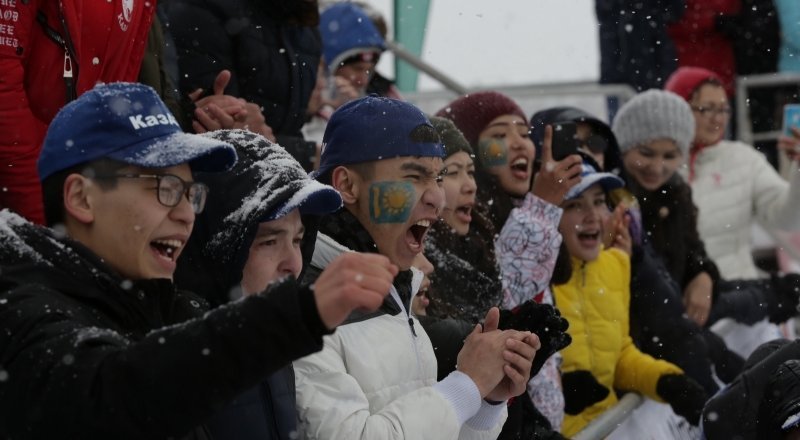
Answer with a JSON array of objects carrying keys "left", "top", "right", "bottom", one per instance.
[{"left": 572, "top": 393, "right": 645, "bottom": 440}]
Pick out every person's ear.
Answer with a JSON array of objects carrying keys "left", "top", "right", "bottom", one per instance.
[
  {"left": 63, "top": 174, "right": 95, "bottom": 225},
  {"left": 332, "top": 166, "right": 360, "bottom": 204}
]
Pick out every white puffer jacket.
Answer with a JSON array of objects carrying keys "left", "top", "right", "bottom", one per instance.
[
  {"left": 294, "top": 234, "right": 506, "bottom": 440},
  {"left": 688, "top": 140, "right": 800, "bottom": 280}
]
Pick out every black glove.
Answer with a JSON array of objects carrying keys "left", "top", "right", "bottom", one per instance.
[
  {"left": 770, "top": 273, "right": 800, "bottom": 323},
  {"left": 562, "top": 370, "right": 610, "bottom": 415},
  {"left": 499, "top": 301, "right": 571, "bottom": 376},
  {"left": 498, "top": 392, "right": 568, "bottom": 440},
  {"left": 702, "top": 329, "right": 744, "bottom": 383},
  {"left": 656, "top": 374, "right": 708, "bottom": 425}
]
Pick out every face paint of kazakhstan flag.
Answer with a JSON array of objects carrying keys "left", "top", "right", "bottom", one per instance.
[
  {"left": 369, "top": 181, "right": 416, "bottom": 224},
  {"left": 477, "top": 138, "right": 508, "bottom": 167}
]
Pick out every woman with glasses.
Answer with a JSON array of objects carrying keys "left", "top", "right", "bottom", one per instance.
[{"left": 665, "top": 66, "right": 800, "bottom": 358}]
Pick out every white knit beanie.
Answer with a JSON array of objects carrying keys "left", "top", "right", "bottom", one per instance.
[{"left": 611, "top": 89, "right": 695, "bottom": 156}]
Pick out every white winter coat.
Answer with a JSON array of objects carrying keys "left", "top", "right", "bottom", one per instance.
[
  {"left": 688, "top": 140, "right": 800, "bottom": 280},
  {"left": 293, "top": 234, "right": 506, "bottom": 440}
]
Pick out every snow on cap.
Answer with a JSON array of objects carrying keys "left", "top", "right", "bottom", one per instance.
[
  {"left": 38, "top": 82, "right": 237, "bottom": 181},
  {"left": 198, "top": 130, "right": 341, "bottom": 244}
]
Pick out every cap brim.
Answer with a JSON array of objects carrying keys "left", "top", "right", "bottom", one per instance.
[
  {"left": 565, "top": 172, "right": 624, "bottom": 200},
  {"left": 106, "top": 132, "right": 237, "bottom": 173},
  {"left": 264, "top": 181, "right": 342, "bottom": 221}
]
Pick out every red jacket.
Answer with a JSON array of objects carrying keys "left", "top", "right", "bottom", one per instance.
[
  {"left": 0, "top": 0, "right": 154, "bottom": 224},
  {"left": 668, "top": 0, "right": 741, "bottom": 96}
]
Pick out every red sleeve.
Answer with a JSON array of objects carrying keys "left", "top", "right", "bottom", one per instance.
[{"left": 0, "top": 0, "right": 47, "bottom": 224}]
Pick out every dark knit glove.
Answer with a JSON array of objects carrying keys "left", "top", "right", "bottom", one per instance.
[
  {"left": 656, "top": 374, "right": 708, "bottom": 425},
  {"left": 702, "top": 329, "right": 744, "bottom": 383},
  {"left": 499, "top": 301, "right": 571, "bottom": 376},
  {"left": 770, "top": 273, "right": 800, "bottom": 324},
  {"left": 562, "top": 370, "right": 610, "bottom": 415}
]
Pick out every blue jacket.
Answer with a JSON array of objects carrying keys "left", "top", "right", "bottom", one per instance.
[
  {"left": 206, "top": 367, "right": 297, "bottom": 440},
  {"left": 776, "top": 0, "right": 800, "bottom": 72}
]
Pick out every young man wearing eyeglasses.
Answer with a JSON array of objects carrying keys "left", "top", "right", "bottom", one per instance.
[{"left": 0, "top": 82, "right": 394, "bottom": 438}]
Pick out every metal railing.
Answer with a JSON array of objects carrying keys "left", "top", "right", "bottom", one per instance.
[
  {"left": 385, "top": 40, "right": 468, "bottom": 96},
  {"left": 572, "top": 393, "right": 645, "bottom": 440},
  {"left": 735, "top": 72, "right": 800, "bottom": 145}
]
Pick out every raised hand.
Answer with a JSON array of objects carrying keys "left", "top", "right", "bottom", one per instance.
[
  {"left": 604, "top": 204, "right": 632, "bottom": 256},
  {"left": 777, "top": 126, "right": 800, "bottom": 162},
  {"left": 189, "top": 70, "right": 276, "bottom": 141},
  {"left": 532, "top": 125, "right": 583, "bottom": 205},
  {"left": 312, "top": 252, "right": 398, "bottom": 329},
  {"left": 499, "top": 301, "right": 571, "bottom": 376}
]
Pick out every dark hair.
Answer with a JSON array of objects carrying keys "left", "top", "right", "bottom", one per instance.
[
  {"left": 550, "top": 241, "right": 573, "bottom": 286},
  {"left": 689, "top": 78, "right": 724, "bottom": 101},
  {"left": 42, "top": 159, "right": 128, "bottom": 227}
]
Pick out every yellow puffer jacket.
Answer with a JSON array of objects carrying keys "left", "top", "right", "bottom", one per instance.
[{"left": 554, "top": 248, "right": 683, "bottom": 437}]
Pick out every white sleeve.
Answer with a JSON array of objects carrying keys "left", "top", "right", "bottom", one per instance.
[
  {"left": 294, "top": 335, "right": 505, "bottom": 440},
  {"left": 751, "top": 149, "right": 800, "bottom": 230}
]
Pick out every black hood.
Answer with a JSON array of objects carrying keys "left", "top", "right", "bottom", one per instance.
[
  {"left": 176, "top": 130, "right": 339, "bottom": 307},
  {"left": 529, "top": 106, "right": 622, "bottom": 175}
]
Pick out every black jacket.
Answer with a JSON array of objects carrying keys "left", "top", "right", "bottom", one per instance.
[
  {"left": 424, "top": 214, "right": 502, "bottom": 324},
  {"left": 597, "top": 0, "right": 685, "bottom": 91},
  {"left": 0, "top": 211, "right": 325, "bottom": 439},
  {"left": 629, "top": 242, "right": 727, "bottom": 394},
  {"left": 625, "top": 171, "right": 720, "bottom": 289},
  {"left": 176, "top": 130, "right": 331, "bottom": 440},
  {"left": 165, "top": 0, "right": 321, "bottom": 170},
  {"left": 715, "top": 0, "right": 780, "bottom": 75}
]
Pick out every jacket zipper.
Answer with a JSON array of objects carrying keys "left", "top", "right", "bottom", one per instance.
[
  {"left": 577, "top": 261, "right": 595, "bottom": 372},
  {"left": 35, "top": 2, "right": 79, "bottom": 103}
]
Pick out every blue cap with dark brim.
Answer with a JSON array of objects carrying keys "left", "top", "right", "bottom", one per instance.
[{"left": 38, "top": 82, "right": 236, "bottom": 181}]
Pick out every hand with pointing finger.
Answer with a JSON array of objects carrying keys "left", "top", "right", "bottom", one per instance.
[
  {"left": 189, "top": 70, "right": 276, "bottom": 141},
  {"left": 532, "top": 125, "right": 583, "bottom": 205}
]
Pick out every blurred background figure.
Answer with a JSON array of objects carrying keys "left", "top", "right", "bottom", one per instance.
[
  {"left": 165, "top": 0, "right": 321, "bottom": 170},
  {"left": 596, "top": 0, "right": 684, "bottom": 93},
  {"left": 319, "top": 2, "right": 386, "bottom": 107}
]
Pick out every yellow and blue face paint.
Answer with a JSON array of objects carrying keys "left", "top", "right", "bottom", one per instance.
[
  {"left": 478, "top": 138, "right": 508, "bottom": 167},
  {"left": 369, "top": 181, "right": 416, "bottom": 224}
]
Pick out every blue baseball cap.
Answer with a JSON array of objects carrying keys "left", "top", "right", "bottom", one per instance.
[
  {"left": 312, "top": 95, "right": 444, "bottom": 181},
  {"left": 564, "top": 160, "right": 624, "bottom": 201},
  {"left": 320, "top": 3, "right": 385, "bottom": 73},
  {"left": 38, "top": 82, "right": 237, "bottom": 181}
]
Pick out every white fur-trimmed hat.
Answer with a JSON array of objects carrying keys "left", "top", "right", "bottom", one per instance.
[{"left": 611, "top": 89, "right": 695, "bottom": 156}]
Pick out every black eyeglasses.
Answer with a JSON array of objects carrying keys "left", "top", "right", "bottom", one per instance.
[
  {"left": 691, "top": 105, "right": 732, "bottom": 118},
  {"left": 94, "top": 174, "right": 209, "bottom": 213}
]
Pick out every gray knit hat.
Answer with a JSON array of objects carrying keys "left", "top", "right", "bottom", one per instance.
[{"left": 611, "top": 89, "right": 695, "bottom": 156}]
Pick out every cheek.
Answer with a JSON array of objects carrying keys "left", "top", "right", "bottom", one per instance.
[
  {"left": 477, "top": 139, "right": 509, "bottom": 167},
  {"left": 241, "top": 251, "right": 277, "bottom": 294},
  {"left": 368, "top": 181, "right": 417, "bottom": 224},
  {"left": 443, "top": 183, "right": 459, "bottom": 208}
]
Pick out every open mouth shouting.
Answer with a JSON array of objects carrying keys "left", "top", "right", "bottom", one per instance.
[
  {"left": 576, "top": 229, "right": 601, "bottom": 249},
  {"left": 150, "top": 237, "right": 185, "bottom": 270},
  {"left": 454, "top": 204, "right": 473, "bottom": 224},
  {"left": 510, "top": 157, "right": 530, "bottom": 180},
  {"left": 406, "top": 219, "right": 433, "bottom": 252}
]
